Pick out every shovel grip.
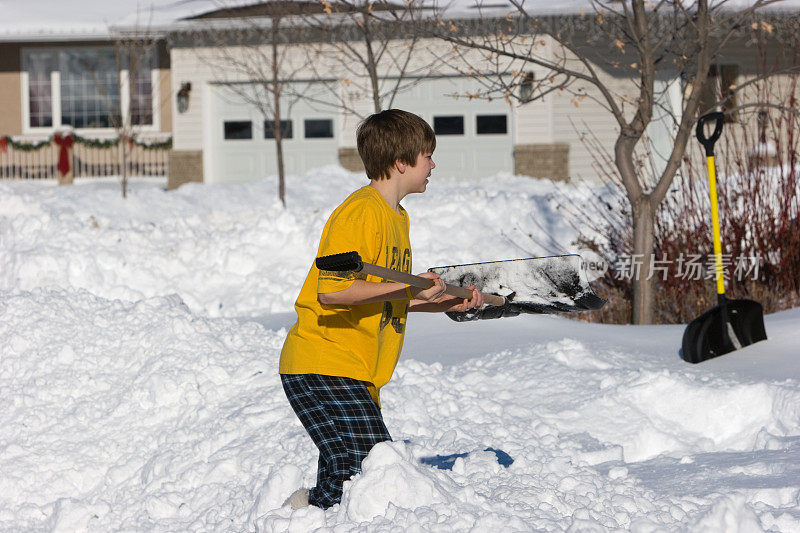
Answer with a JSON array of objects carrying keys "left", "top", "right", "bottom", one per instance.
[
  {"left": 316, "top": 251, "right": 363, "bottom": 272},
  {"left": 696, "top": 112, "right": 725, "bottom": 157}
]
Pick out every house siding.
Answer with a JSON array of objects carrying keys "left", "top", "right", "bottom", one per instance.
[
  {"left": 0, "top": 43, "right": 22, "bottom": 135},
  {"left": 156, "top": 42, "right": 173, "bottom": 134},
  {"left": 170, "top": 47, "right": 215, "bottom": 151},
  {"left": 158, "top": 68, "right": 172, "bottom": 133},
  {"left": 0, "top": 71, "right": 22, "bottom": 136},
  {"left": 552, "top": 84, "right": 621, "bottom": 182}
]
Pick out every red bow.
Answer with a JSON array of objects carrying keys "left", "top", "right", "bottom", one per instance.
[{"left": 53, "top": 134, "right": 74, "bottom": 176}]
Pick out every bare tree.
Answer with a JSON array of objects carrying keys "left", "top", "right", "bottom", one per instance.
[
  {"left": 303, "top": 0, "right": 445, "bottom": 117},
  {"left": 81, "top": 15, "right": 161, "bottom": 198},
  {"left": 114, "top": 31, "right": 160, "bottom": 199},
  {"left": 185, "top": 2, "right": 317, "bottom": 206},
  {"left": 437, "top": 0, "right": 798, "bottom": 324}
]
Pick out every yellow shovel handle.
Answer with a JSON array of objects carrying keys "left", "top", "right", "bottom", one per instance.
[{"left": 706, "top": 155, "right": 726, "bottom": 295}]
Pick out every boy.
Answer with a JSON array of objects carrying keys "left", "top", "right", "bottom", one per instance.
[{"left": 279, "top": 109, "right": 484, "bottom": 510}]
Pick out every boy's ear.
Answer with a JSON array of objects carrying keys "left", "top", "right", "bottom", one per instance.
[{"left": 394, "top": 159, "right": 407, "bottom": 173}]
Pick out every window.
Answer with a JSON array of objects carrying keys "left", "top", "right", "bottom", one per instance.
[
  {"left": 264, "top": 119, "right": 293, "bottom": 139},
  {"left": 60, "top": 49, "right": 120, "bottom": 128},
  {"left": 224, "top": 121, "right": 252, "bottom": 140},
  {"left": 129, "top": 50, "right": 154, "bottom": 126},
  {"left": 433, "top": 116, "right": 464, "bottom": 135},
  {"left": 700, "top": 64, "right": 739, "bottom": 123},
  {"left": 22, "top": 47, "right": 155, "bottom": 130},
  {"left": 476, "top": 115, "right": 507, "bottom": 135},
  {"left": 304, "top": 119, "right": 333, "bottom": 139},
  {"left": 25, "top": 52, "right": 55, "bottom": 128}
]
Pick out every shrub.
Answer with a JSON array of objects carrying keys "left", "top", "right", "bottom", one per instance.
[{"left": 566, "top": 103, "right": 800, "bottom": 324}]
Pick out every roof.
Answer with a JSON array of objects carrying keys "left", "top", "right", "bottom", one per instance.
[
  {"left": 0, "top": 0, "right": 221, "bottom": 41},
  {"left": 1, "top": 0, "right": 798, "bottom": 42}
]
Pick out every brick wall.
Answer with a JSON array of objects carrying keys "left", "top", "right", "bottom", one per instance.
[
  {"left": 514, "top": 143, "right": 570, "bottom": 181},
  {"left": 167, "top": 150, "right": 204, "bottom": 189},
  {"left": 338, "top": 147, "right": 364, "bottom": 173}
]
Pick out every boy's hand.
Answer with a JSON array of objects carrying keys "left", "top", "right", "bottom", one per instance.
[
  {"left": 413, "top": 272, "right": 448, "bottom": 302},
  {"left": 446, "top": 285, "right": 485, "bottom": 312},
  {"left": 410, "top": 275, "right": 486, "bottom": 312}
]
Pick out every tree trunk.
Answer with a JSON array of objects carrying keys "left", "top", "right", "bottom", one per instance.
[
  {"left": 272, "top": 16, "right": 286, "bottom": 207},
  {"left": 631, "top": 197, "right": 656, "bottom": 324},
  {"left": 275, "top": 129, "right": 286, "bottom": 207},
  {"left": 615, "top": 129, "right": 656, "bottom": 325},
  {"left": 120, "top": 136, "right": 128, "bottom": 199},
  {"left": 361, "top": 14, "right": 382, "bottom": 113}
]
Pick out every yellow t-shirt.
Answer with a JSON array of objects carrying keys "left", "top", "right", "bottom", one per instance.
[{"left": 279, "top": 185, "right": 412, "bottom": 406}]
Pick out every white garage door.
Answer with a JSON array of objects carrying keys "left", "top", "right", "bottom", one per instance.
[
  {"left": 208, "top": 77, "right": 514, "bottom": 184},
  {"left": 209, "top": 83, "right": 339, "bottom": 184},
  {"left": 390, "top": 77, "right": 514, "bottom": 179}
]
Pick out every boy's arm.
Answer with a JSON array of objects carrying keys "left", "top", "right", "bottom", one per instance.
[
  {"left": 318, "top": 280, "right": 410, "bottom": 306},
  {"left": 318, "top": 272, "right": 449, "bottom": 306}
]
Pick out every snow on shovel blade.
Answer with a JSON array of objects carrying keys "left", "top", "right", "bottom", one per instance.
[{"left": 429, "top": 254, "right": 606, "bottom": 321}]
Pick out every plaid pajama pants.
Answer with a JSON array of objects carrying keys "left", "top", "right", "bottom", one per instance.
[{"left": 281, "top": 373, "right": 392, "bottom": 509}]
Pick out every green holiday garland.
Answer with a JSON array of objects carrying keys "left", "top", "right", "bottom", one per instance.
[
  {"left": 1, "top": 134, "right": 172, "bottom": 152},
  {"left": 73, "top": 133, "right": 119, "bottom": 149},
  {"left": 133, "top": 137, "right": 172, "bottom": 150},
  {"left": 1, "top": 136, "right": 52, "bottom": 152}
]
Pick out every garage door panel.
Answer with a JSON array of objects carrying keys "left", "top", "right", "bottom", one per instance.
[
  {"left": 211, "top": 82, "right": 338, "bottom": 184},
  {"left": 391, "top": 78, "right": 513, "bottom": 179},
  {"left": 263, "top": 147, "right": 303, "bottom": 176},
  {"left": 474, "top": 149, "right": 512, "bottom": 173},
  {"left": 221, "top": 150, "right": 259, "bottom": 180},
  {"left": 433, "top": 149, "right": 469, "bottom": 176}
]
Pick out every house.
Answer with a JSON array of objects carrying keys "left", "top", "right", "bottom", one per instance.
[
  {"left": 0, "top": 1, "right": 188, "bottom": 180},
  {"left": 2, "top": 1, "right": 798, "bottom": 187}
]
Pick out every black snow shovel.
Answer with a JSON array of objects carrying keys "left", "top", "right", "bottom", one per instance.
[
  {"left": 315, "top": 251, "right": 605, "bottom": 320},
  {"left": 681, "top": 112, "right": 767, "bottom": 363}
]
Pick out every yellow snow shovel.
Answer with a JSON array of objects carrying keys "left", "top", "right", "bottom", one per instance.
[{"left": 681, "top": 112, "right": 767, "bottom": 363}]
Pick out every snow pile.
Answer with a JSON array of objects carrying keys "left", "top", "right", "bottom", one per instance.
[
  {"left": 1, "top": 174, "right": 800, "bottom": 531},
  {"left": 0, "top": 288, "right": 288, "bottom": 531},
  {"left": 340, "top": 441, "right": 457, "bottom": 522},
  {"left": 0, "top": 170, "right": 576, "bottom": 317}
]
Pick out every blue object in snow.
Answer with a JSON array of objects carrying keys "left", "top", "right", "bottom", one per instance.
[{"left": 420, "top": 447, "right": 514, "bottom": 470}]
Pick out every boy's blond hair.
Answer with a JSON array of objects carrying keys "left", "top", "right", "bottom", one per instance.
[{"left": 356, "top": 109, "right": 436, "bottom": 180}]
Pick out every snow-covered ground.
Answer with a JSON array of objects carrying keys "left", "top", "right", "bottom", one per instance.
[{"left": 1, "top": 171, "right": 799, "bottom": 532}]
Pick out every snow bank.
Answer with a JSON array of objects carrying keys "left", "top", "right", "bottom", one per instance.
[{"left": 564, "top": 367, "right": 799, "bottom": 462}]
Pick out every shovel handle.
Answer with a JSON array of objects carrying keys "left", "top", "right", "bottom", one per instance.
[
  {"left": 358, "top": 263, "right": 505, "bottom": 307},
  {"left": 696, "top": 112, "right": 724, "bottom": 157},
  {"left": 696, "top": 113, "right": 727, "bottom": 296}
]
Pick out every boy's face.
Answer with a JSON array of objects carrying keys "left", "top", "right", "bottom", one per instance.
[{"left": 404, "top": 152, "right": 435, "bottom": 193}]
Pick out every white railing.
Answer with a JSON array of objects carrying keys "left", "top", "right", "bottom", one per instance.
[
  {"left": 0, "top": 134, "right": 170, "bottom": 180},
  {"left": 0, "top": 137, "right": 58, "bottom": 180}
]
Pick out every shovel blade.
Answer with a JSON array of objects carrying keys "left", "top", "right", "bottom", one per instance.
[
  {"left": 430, "top": 254, "right": 606, "bottom": 320},
  {"left": 681, "top": 299, "right": 767, "bottom": 363}
]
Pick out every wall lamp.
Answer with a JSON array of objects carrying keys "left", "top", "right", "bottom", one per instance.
[{"left": 177, "top": 82, "right": 192, "bottom": 113}]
